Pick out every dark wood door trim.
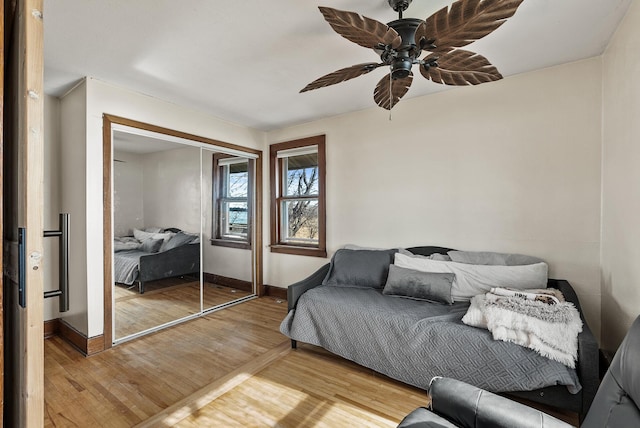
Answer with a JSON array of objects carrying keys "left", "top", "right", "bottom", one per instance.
[{"left": 1, "top": 0, "right": 6, "bottom": 422}]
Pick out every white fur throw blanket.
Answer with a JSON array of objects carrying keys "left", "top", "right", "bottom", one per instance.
[{"left": 462, "top": 288, "right": 583, "bottom": 368}]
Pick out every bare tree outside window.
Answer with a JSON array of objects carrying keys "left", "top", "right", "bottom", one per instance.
[
  {"left": 286, "top": 165, "right": 319, "bottom": 241},
  {"left": 229, "top": 169, "right": 248, "bottom": 198},
  {"left": 270, "top": 135, "right": 326, "bottom": 257}
]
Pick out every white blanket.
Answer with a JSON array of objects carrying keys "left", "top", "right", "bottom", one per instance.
[{"left": 462, "top": 289, "right": 582, "bottom": 368}]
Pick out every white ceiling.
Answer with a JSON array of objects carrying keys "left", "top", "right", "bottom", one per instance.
[
  {"left": 44, "top": 0, "right": 632, "bottom": 132},
  {"left": 113, "top": 130, "right": 186, "bottom": 155}
]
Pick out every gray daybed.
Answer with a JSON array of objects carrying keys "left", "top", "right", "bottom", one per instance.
[
  {"left": 280, "top": 246, "right": 599, "bottom": 420},
  {"left": 113, "top": 228, "right": 200, "bottom": 294}
]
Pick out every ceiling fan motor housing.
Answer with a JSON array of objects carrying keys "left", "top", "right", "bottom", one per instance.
[{"left": 383, "top": 18, "right": 423, "bottom": 79}]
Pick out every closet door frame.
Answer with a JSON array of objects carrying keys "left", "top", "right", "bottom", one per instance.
[{"left": 102, "top": 114, "right": 263, "bottom": 349}]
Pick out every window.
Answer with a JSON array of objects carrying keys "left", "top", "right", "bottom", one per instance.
[
  {"left": 212, "top": 155, "right": 253, "bottom": 249},
  {"left": 270, "top": 135, "right": 326, "bottom": 257}
]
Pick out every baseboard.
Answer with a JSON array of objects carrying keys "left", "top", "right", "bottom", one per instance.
[
  {"left": 202, "top": 273, "right": 287, "bottom": 300},
  {"left": 203, "top": 272, "right": 253, "bottom": 293},
  {"left": 45, "top": 318, "right": 105, "bottom": 356},
  {"left": 44, "top": 318, "right": 60, "bottom": 338},
  {"left": 86, "top": 334, "right": 106, "bottom": 355},
  {"left": 263, "top": 284, "right": 287, "bottom": 301}
]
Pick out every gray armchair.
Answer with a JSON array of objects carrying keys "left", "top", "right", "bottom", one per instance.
[{"left": 398, "top": 315, "right": 640, "bottom": 428}]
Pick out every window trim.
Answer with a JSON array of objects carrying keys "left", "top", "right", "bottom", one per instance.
[
  {"left": 270, "top": 135, "right": 326, "bottom": 258},
  {"left": 211, "top": 153, "right": 253, "bottom": 250}
]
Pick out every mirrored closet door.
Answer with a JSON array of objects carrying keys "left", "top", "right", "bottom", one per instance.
[
  {"left": 201, "top": 150, "right": 255, "bottom": 310},
  {"left": 112, "top": 132, "right": 203, "bottom": 340},
  {"left": 106, "top": 117, "right": 261, "bottom": 345}
]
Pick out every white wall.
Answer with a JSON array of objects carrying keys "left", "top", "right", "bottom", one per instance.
[
  {"left": 44, "top": 95, "right": 61, "bottom": 321},
  {"left": 204, "top": 247, "right": 253, "bottom": 282},
  {"left": 59, "top": 82, "right": 89, "bottom": 333},
  {"left": 113, "top": 150, "right": 144, "bottom": 237},
  {"left": 142, "top": 146, "right": 201, "bottom": 233},
  {"left": 601, "top": 0, "right": 640, "bottom": 351},
  {"left": 60, "top": 78, "right": 264, "bottom": 337},
  {"left": 266, "top": 59, "right": 604, "bottom": 339}
]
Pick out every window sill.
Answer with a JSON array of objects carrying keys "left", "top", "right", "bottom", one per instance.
[
  {"left": 270, "top": 244, "right": 327, "bottom": 258},
  {"left": 210, "top": 238, "right": 251, "bottom": 250}
]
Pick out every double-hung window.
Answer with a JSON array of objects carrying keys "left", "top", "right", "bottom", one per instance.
[
  {"left": 270, "top": 135, "right": 326, "bottom": 257},
  {"left": 212, "top": 155, "right": 252, "bottom": 249}
]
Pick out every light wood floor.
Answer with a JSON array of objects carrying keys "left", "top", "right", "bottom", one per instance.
[
  {"left": 172, "top": 345, "right": 429, "bottom": 427},
  {"left": 45, "top": 296, "right": 579, "bottom": 427},
  {"left": 114, "top": 278, "right": 253, "bottom": 338},
  {"left": 45, "top": 297, "right": 287, "bottom": 427}
]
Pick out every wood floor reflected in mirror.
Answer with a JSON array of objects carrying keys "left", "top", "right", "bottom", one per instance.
[{"left": 114, "top": 278, "right": 253, "bottom": 339}]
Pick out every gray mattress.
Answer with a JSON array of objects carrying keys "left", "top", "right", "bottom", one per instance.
[{"left": 280, "top": 285, "right": 581, "bottom": 394}]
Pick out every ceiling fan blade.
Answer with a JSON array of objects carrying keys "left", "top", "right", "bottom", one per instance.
[
  {"left": 416, "top": 0, "right": 524, "bottom": 52},
  {"left": 373, "top": 72, "right": 413, "bottom": 110},
  {"left": 319, "top": 6, "right": 402, "bottom": 50},
  {"left": 300, "top": 63, "right": 384, "bottom": 93},
  {"left": 420, "top": 50, "right": 502, "bottom": 85}
]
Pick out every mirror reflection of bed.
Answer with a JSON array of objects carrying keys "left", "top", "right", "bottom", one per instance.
[{"left": 112, "top": 128, "right": 255, "bottom": 342}]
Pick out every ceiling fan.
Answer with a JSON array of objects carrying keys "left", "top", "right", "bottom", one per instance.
[{"left": 300, "top": 0, "right": 524, "bottom": 110}]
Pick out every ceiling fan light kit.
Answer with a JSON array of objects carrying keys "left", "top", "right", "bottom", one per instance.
[{"left": 301, "top": 0, "right": 524, "bottom": 110}]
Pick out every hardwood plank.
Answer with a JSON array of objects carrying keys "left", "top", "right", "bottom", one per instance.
[
  {"left": 175, "top": 344, "right": 428, "bottom": 428},
  {"left": 136, "top": 341, "right": 291, "bottom": 427},
  {"left": 44, "top": 297, "right": 288, "bottom": 427}
]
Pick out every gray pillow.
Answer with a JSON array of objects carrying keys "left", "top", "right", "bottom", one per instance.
[
  {"left": 447, "top": 251, "right": 544, "bottom": 266},
  {"left": 382, "top": 265, "right": 455, "bottom": 304},
  {"left": 323, "top": 249, "right": 397, "bottom": 288},
  {"left": 141, "top": 238, "right": 163, "bottom": 253},
  {"left": 160, "top": 232, "right": 196, "bottom": 252},
  {"left": 113, "top": 237, "right": 141, "bottom": 252}
]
